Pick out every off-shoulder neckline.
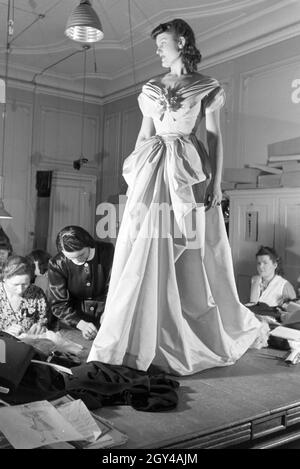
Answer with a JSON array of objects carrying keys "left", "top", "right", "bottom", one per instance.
[{"left": 144, "top": 74, "right": 216, "bottom": 93}]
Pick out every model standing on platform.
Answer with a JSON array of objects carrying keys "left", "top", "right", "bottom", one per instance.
[{"left": 88, "top": 18, "right": 269, "bottom": 375}]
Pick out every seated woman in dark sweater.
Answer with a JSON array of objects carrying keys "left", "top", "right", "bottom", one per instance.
[{"left": 48, "top": 225, "right": 114, "bottom": 340}]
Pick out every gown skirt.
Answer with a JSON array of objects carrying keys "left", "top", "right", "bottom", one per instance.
[{"left": 88, "top": 133, "right": 268, "bottom": 376}]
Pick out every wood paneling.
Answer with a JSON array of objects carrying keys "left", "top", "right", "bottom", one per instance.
[
  {"left": 0, "top": 100, "right": 32, "bottom": 255},
  {"left": 40, "top": 105, "right": 99, "bottom": 166}
]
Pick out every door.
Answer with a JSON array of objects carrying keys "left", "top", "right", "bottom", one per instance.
[{"left": 46, "top": 171, "right": 97, "bottom": 255}]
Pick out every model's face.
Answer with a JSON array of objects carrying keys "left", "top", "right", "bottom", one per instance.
[
  {"left": 256, "top": 255, "right": 277, "bottom": 279},
  {"left": 62, "top": 247, "right": 90, "bottom": 265},
  {"left": 4, "top": 274, "right": 31, "bottom": 296},
  {"left": 155, "top": 32, "right": 181, "bottom": 68}
]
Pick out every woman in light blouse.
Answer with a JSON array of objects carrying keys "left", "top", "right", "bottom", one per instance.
[{"left": 250, "top": 246, "right": 296, "bottom": 307}]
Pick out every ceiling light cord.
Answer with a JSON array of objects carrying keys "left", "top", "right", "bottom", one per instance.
[
  {"left": 0, "top": 0, "right": 13, "bottom": 218},
  {"left": 31, "top": 49, "right": 84, "bottom": 85},
  {"left": 128, "top": 0, "right": 137, "bottom": 95},
  {"left": 80, "top": 45, "right": 90, "bottom": 161},
  {"left": 9, "top": 14, "right": 45, "bottom": 46},
  {"left": 1, "top": 0, "right": 12, "bottom": 182}
]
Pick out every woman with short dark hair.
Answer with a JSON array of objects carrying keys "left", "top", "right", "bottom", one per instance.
[
  {"left": 250, "top": 246, "right": 296, "bottom": 307},
  {"left": 48, "top": 225, "right": 114, "bottom": 340}
]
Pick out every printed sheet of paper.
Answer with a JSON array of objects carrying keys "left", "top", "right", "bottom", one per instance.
[
  {"left": 0, "top": 400, "right": 83, "bottom": 449},
  {"left": 56, "top": 400, "right": 102, "bottom": 442}
]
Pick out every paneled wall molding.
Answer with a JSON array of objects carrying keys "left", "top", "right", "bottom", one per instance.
[
  {"left": 102, "top": 85, "right": 142, "bottom": 105},
  {"left": 100, "top": 102, "right": 143, "bottom": 202},
  {"left": 1, "top": 98, "right": 34, "bottom": 255},
  {"left": 101, "top": 112, "right": 121, "bottom": 202},
  {"left": 39, "top": 105, "right": 100, "bottom": 167},
  {"left": 199, "top": 21, "right": 300, "bottom": 73},
  {"left": 4, "top": 96, "right": 32, "bottom": 114},
  {"left": 121, "top": 106, "right": 139, "bottom": 158},
  {"left": 239, "top": 52, "right": 300, "bottom": 82},
  {"left": 8, "top": 79, "right": 103, "bottom": 106},
  {"left": 216, "top": 77, "right": 235, "bottom": 169},
  {"left": 51, "top": 170, "right": 97, "bottom": 190},
  {"left": 237, "top": 53, "right": 300, "bottom": 167}
]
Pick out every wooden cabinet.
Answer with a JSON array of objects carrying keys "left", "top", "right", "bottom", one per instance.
[{"left": 226, "top": 188, "right": 300, "bottom": 303}]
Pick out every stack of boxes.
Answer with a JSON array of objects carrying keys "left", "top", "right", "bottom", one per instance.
[{"left": 222, "top": 136, "right": 300, "bottom": 190}]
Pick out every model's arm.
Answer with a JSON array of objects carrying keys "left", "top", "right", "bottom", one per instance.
[
  {"left": 204, "top": 108, "right": 223, "bottom": 210},
  {"left": 135, "top": 116, "right": 155, "bottom": 149}
]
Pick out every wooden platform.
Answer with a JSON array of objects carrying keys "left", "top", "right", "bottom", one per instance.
[
  {"left": 95, "top": 347, "right": 300, "bottom": 449},
  {"left": 61, "top": 330, "right": 300, "bottom": 449}
]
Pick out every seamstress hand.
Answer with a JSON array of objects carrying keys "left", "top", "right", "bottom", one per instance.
[
  {"left": 5, "top": 324, "right": 23, "bottom": 337},
  {"left": 77, "top": 320, "right": 98, "bottom": 340},
  {"left": 27, "top": 323, "right": 47, "bottom": 335},
  {"left": 204, "top": 181, "right": 222, "bottom": 211}
]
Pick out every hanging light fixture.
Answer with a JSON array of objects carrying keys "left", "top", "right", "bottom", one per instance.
[
  {"left": 0, "top": 0, "right": 13, "bottom": 219},
  {"left": 65, "top": 0, "right": 104, "bottom": 43}
]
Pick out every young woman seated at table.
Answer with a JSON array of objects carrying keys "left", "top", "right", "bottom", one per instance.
[{"left": 247, "top": 246, "right": 296, "bottom": 325}]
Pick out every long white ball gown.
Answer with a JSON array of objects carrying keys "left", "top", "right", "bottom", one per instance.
[{"left": 88, "top": 75, "right": 269, "bottom": 375}]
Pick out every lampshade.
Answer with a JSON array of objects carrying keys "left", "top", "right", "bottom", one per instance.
[{"left": 65, "top": 0, "right": 104, "bottom": 43}]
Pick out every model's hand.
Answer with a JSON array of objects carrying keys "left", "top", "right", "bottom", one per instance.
[
  {"left": 5, "top": 324, "right": 23, "bottom": 337},
  {"left": 27, "top": 323, "right": 47, "bottom": 335},
  {"left": 204, "top": 181, "right": 222, "bottom": 211},
  {"left": 77, "top": 320, "right": 98, "bottom": 340}
]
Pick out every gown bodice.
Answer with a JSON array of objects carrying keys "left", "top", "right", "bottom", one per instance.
[{"left": 138, "top": 75, "right": 225, "bottom": 136}]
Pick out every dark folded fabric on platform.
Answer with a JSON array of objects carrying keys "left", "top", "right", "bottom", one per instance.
[
  {"left": 65, "top": 362, "right": 179, "bottom": 411},
  {"left": 2, "top": 357, "right": 180, "bottom": 411}
]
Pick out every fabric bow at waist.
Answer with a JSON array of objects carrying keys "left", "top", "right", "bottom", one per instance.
[{"left": 122, "top": 133, "right": 207, "bottom": 246}]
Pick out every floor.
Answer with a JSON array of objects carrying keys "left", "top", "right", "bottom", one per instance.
[{"left": 60, "top": 330, "right": 300, "bottom": 449}]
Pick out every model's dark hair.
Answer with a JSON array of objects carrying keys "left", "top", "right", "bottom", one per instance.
[
  {"left": 151, "top": 18, "right": 202, "bottom": 73},
  {"left": 2, "top": 255, "right": 34, "bottom": 280},
  {"left": 255, "top": 246, "right": 283, "bottom": 275},
  {"left": 28, "top": 249, "right": 51, "bottom": 275},
  {"left": 56, "top": 225, "right": 95, "bottom": 253}
]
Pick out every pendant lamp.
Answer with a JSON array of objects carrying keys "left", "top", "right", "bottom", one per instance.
[{"left": 65, "top": 0, "right": 104, "bottom": 43}]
